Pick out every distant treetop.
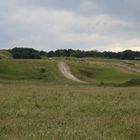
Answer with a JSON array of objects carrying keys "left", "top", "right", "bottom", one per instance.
[{"left": 9, "top": 47, "right": 140, "bottom": 60}]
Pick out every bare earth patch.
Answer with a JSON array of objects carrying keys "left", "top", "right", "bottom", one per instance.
[{"left": 58, "top": 62, "right": 86, "bottom": 83}]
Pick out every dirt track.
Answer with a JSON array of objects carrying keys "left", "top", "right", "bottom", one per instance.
[
  {"left": 58, "top": 62, "right": 86, "bottom": 83},
  {"left": 115, "top": 64, "right": 140, "bottom": 73}
]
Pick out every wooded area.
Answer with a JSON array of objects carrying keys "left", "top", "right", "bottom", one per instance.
[{"left": 9, "top": 48, "right": 140, "bottom": 60}]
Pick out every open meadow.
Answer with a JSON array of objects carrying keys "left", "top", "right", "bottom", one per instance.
[
  {"left": 1, "top": 0, "right": 140, "bottom": 139},
  {"left": 0, "top": 57, "right": 140, "bottom": 140}
]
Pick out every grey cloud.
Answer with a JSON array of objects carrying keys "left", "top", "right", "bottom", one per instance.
[
  {"left": 17, "top": 0, "right": 81, "bottom": 10},
  {"left": 0, "top": 0, "right": 139, "bottom": 51},
  {"left": 17, "top": 0, "right": 140, "bottom": 21},
  {"left": 94, "top": 0, "right": 140, "bottom": 21}
]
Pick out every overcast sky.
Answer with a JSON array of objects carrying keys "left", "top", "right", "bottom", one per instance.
[{"left": 0, "top": 0, "right": 140, "bottom": 52}]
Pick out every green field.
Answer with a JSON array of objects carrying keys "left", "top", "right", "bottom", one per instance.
[
  {"left": 68, "top": 60, "right": 140, "bottom": 84},
  {"left": 0, "top": 57, "right": 140, "bottom": 140}
]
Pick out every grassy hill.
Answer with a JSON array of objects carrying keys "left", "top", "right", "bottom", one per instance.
[
  {"left": 0, "top": 50, "right": 13, "bottom": 59},
  {"left": 0, "top": 60, "right": 73, "bottom": 85},
  {"left": 0, "top": 59, "right": 139, "bottom": 84},
  {"left": 0, "top": 58, "right": 140, "bottom": 140},
  {"left": 68, "top": 60, "right": 140, "bottom": 84}
]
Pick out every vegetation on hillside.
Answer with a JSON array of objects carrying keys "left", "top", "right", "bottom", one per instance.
[
  {"left": 0, "top": 59, "right": 139, "bottom": 86},
  {"left": 0, "top": 60, "right": 67, "bottom": 82},
  {"left": 68, "top": 61, "right": 140, "bottom": 84}
]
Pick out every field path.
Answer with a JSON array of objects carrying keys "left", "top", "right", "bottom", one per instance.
[
  {"left": 58, "top": 62, "right": 86, "bottom": 83},
  {"left": 115, "top": 64, "right": 140, "bottom": 73}
]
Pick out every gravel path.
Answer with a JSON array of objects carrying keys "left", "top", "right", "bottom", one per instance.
[{"left": 58, "top": 62, "right": 86, "bottom": 83}]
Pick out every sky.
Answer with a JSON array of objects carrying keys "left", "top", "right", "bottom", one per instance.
[{"left": 0, "top": 0, "right": 140, "bottom": 52}]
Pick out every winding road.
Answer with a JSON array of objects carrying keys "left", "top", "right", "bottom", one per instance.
[{"left": 58, "top": 62, "right": 86, "bottom": 83}]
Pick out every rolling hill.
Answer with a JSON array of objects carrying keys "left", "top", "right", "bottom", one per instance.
[
  {"left": 0, "top": 58, "right": 140, "bottom": 139},
  {"left": 0, "top": 50, "right": 13, "bottom": 59}
]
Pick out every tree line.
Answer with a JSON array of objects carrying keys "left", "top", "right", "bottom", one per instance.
[{"left": 9, "top": 47, "right": 140, "bottom": 60}]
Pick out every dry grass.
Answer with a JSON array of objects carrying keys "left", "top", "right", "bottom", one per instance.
[{"left": 0, "top": 81, "right": 140, "bottom": 140}]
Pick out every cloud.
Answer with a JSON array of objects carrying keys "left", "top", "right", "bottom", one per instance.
[
  {"left": 0, "top": 0, "right": 139, "bottom": 51},
  {"left": 17, "top": 0, "right": 140, "bottom": 22},
  {"left": 106, "top": 39, "right": 140, "bottom": 52}
]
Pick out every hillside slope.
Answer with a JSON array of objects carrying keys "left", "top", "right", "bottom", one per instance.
[
  {"left": 0, "top": 60, "right": 73, "bottom": 84},
  {"left": 0, "top": 59, "right": 139, "bottom": 85},
  {"left": 67, "top": 60, "right": 140, "bottom": 84},
  {"left": 0, "top": 50, "right": 13, "bottom": 59}
]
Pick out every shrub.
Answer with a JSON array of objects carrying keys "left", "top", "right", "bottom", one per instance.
[
  {"left": 40, "top": 68, "right": 46, "bottom": 73},
  {"left": 123, "top": 79, "right": 140, "bottom": 86}
]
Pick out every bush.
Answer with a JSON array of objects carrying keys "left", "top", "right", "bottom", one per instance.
[
  {"left": 40, "top": 68, "right": 46, "bottom": 73},
  {"left": 99, "top": 81, "right": 105, "bottom": 86},
  {"left": 123, "top": 79, "right": 140, "bottom": 86}
]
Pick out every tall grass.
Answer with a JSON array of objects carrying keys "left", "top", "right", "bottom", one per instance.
[{"left": 0, "top": 81, "right": 140, "bottom": 140}]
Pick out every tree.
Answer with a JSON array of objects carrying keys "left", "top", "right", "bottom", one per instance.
[{"left": 10, "top": 47, "right": 41, "bottom": 59}]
